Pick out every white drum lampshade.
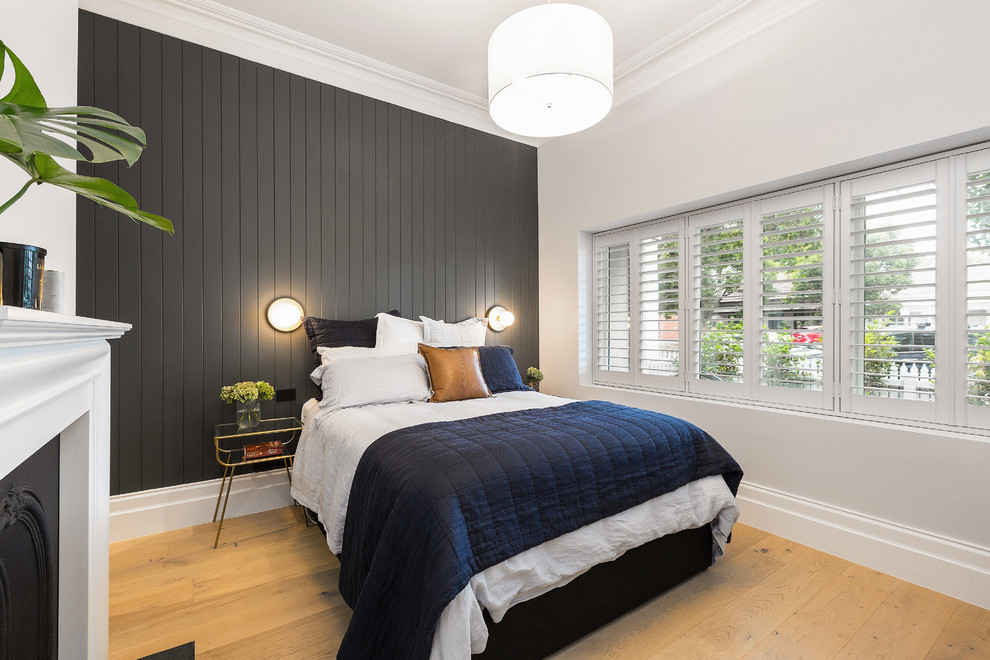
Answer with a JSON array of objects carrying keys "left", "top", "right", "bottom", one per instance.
[{"left": 488, "top": 3, "right": 613, "bottom": 138}]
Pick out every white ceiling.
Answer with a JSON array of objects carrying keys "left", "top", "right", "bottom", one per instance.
[
  {"left": 207, "top": 0, "right": 725, "bottom": 100},
  {"left": 79, "top": 0, "right": 822, "bottom": 144}
]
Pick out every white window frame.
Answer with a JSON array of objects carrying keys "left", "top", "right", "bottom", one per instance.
[
  {"left": 592, "top": 229, "right": 636, "bottom": 386},
  {"left": 838, "top": 161, "right": 948, "bottom": 424},
  {"left": 955, "top": 147, "right": 990, "bottom": 430},
  {"left": 754, "top": 186, "right": 834, "bottom": 409},
  {"left": 637, "top": 218, "right": 688, "bottom": 392},
  {"left": 688, "top": 203, "right": 750, "bottom": 398},
  {"left": 588, "top": 140, "right": 990, "bottom": 437}
]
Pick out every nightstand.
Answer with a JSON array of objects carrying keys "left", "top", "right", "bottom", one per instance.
[{"left": 212, "top": 416, "right": 302, "bottom": 548}]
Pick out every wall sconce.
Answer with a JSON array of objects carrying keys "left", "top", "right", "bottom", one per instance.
[
  {"left": 267, "top": 297, "right": 304, "bottom": 332},
  {"left": 488, "top": 305, "right": 515, "bottom": 332}
]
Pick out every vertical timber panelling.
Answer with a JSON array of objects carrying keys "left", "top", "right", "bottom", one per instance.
[
  {"left": 180, "top": 39, "right": 204, "bottom": 486},
  {"left": 161, "top": 34, "right": 184, "bottom": 488},
  {"left": 115, "top": 20, "right": 142, "bottom": 495},
  {"left": 139, "top": 28, "right": 164, "bottom": 490},
  {"left": 78, "top": 12, "right": 540, "bottom": 495},
  {"left": 256, "top": 65, "right": 277, "bottom": 420},
  {"left": 272, "top": 69, "right": 292, "bottom": 420}
]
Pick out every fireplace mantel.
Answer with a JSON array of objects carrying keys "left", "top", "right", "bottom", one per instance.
[{"left": 0, "top": 307, "right": 130, "bottom": 658}]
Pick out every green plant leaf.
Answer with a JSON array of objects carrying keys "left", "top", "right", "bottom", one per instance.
[
  {"left": 0, "top": 103, "right": 147, "bottom": 164},
  {"left": 32, "top": 154, "right": 174, "bottom": 234},
  {"left": 0, "top": 40, "right": 172, "bottom": 234},
  {"left": 0, "top": 39, "right": 46, "bottom": 107}
]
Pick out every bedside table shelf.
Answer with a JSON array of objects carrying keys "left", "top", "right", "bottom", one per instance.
[{"left": 212, "top": 416, "right": 302, "bottom": 548}]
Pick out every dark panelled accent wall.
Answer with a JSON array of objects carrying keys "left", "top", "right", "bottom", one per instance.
[{"left": 76, "top": 12, "right": 539, "bottom": 496}]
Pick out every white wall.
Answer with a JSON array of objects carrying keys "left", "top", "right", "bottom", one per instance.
[
  {"left": 1, "top": 1, "right": 78, "bottom": 313},
  {"left": 539, "top": 0, "right": 990, "bottom": 607}
]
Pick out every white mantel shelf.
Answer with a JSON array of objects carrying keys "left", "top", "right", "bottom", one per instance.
[
  {"left": 0, "top": 306, "right": 130, "bottom": 659},
  {"left": 0, "top": 307, "right": 130, "bottom": 348}
]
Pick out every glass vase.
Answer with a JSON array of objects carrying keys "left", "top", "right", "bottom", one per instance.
[{"left": 236, "top": 399, "right": 261, "bottom": 430}]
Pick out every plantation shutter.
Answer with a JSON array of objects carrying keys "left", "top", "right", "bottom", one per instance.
[
  {"left": 959, "top": 148, "right": 990, "bottom": 428},
  {"left": 756, "top": 187, "right": 833, "bottom": 408},
  {"left": 638, "top": 222, "right": 685, "bottom": 388},
  {"left": 586, "top": 146, "right": 990, "bottom": 432},
  {"left": 594, "top": 231, "right": 635, "bottom": 385},
  {"left": 689, "top": 205, "right": 749, "bottom": 396},
  {"left": 839, "top": 162, "right": 946, "bottom": 422}
]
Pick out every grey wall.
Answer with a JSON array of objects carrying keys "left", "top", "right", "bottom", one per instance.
[{"left": 76, "top": 12, "right": 539, "bottom": 496}]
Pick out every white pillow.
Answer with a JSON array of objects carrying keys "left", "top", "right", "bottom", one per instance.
[
  {"left": 310, "top": 343, "right": 419, "bottom": 385},
  {"left": 376, "top": 312, "right": 425, "bottom": 346},
  {"left": 420, "top": 316, "right": 488, "bottom": 346},
  {"left": 318, "top": 354, "right": 431, "bottom": 412}
]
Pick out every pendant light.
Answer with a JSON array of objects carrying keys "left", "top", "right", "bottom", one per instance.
[{"left": 488, "top": 3, "right": 613, "bottom": 138}]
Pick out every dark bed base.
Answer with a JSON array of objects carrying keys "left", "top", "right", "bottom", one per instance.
[
  {"left": 308, "top": 506, "right": 714, "bottom": 659},
  {"left": 475, "top": 523, "right": 714, "bottom": 659}
]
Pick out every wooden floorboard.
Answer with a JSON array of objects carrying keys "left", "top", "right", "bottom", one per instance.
[
  {"left": 741, "top": 563, "right": 901, "bottom": 660},
  {"left": 925, "top": 602, "right": 990, "bottom": 660},
  {"left": 109, "top": 507, "right": 990, "bottom": 659}
]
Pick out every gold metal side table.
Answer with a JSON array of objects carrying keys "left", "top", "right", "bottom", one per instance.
[{"left": 212, "top": 416, "right": 302, "bottom": 548}]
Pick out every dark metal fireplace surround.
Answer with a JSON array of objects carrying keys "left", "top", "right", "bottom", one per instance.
[{"left": 0, "top": 435, "right": 59, "bottom": 659}]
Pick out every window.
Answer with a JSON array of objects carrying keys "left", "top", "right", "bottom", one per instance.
[
  {"left": 591, "top": 142, "right": 990, "bottom": 434},
  {"left": 594, "top": 219, "right": 686, "bottom": 389},
  {"left": 594, "top": 236, "right": 633, "bottom": 384},
  {"left": 690, "top": 206, "right": 747, "bottom": 396},
  {"left": 839, "top": 163, "right": 944, "bottom": 423},
  {"left": 639, "top": 224, "right": 684, "bottom": 386},
  {"left": 961, "top": 148, "right": 990, "bottom": 428},
  {"left": 757, "top": 188, "right": 833, "bottom": 408}
]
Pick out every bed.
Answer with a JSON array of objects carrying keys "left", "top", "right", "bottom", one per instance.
[{"left": 291, "top": 313, "right": 743, "bottom": 659}]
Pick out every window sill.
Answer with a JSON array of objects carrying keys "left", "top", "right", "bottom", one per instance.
[{"left": 590, "top": 379, "right": 990, "bottom": 443}]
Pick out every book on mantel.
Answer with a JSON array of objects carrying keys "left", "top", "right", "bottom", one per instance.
[{"left": 243, "top": 439, "right": 283, "bottom": 460}]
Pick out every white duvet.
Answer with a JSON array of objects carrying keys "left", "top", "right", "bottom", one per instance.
[{"left": 290, "top": 391, "right": 739, "bottom": 659}]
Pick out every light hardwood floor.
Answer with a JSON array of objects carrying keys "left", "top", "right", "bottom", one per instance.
[{"left": 109, "top": 506, "right": 990, "bottom": 659}]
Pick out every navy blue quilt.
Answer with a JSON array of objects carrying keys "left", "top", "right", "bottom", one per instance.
[{"left": 336, "top": 400, "right": 742, "bottom": 659}]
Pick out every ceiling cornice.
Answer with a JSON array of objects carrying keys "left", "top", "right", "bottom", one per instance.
[
  {"left": 80, "top": 0, "right": 824, "bottom": 146},
  {"left": 78, "top": 0, "right": 543, "bottom": 146},
  {"left": 613, "top": 0, "right": 826, "bottom": 107}
]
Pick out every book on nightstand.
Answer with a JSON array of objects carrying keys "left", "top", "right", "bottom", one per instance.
[{"left": 243, "top": 439, "right": 284, "bottom": 460}]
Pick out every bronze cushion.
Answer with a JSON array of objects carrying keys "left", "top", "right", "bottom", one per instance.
[{"left": 418, "top": 344, "right": 493, "bottom": 403}]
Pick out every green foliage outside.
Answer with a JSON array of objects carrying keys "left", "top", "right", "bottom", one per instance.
[
  {"left": 760, "top": 332, "right": 803, "bottom": 386},
  {"left": 699, "top": 320, "right": 743, "bottom": 379},
  {"left": 863, "top": 323, "right": 899, "bottom": 390},
  {"left": 962, "top": 334, "right": 990, "bottom": 405},
  {"left": 653, "top": 240, "right": 679, "bottom": 321},
  {"left": 686, "top": 202, "right": 919, "bottom": 392},
  {"left": 964, "top": 172, "right": 990, "bottom": 405},
  {"left": 917, "top": 172, "right": 990, "bottom": 403},
  {"left": 697, "top": 222, "right": 744, "bottom": 380},
  {"left": 759, "top": 207, "right": 824, "bottom": 389}
]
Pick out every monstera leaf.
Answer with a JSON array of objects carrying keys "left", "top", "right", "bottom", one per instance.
[{"left": 0, "top": 39, "right": 173, "bottom": 233}]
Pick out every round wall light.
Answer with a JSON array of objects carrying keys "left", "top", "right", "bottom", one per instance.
[
  {"left": 488, "top": 305, "right": 515, "bottom": 332},
  {"left": 267, "top": 297, "right": 305, "bottom": 332}
]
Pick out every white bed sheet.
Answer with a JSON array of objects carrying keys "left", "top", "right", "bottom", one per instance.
[{"left": 290, "top": 392, "right": 739, "bottom": 659}]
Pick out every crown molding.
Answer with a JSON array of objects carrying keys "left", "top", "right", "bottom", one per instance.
[
  {"left": 613, "top": 0, "right": 826, "bottom": 107},
  {"left": 80, "top": 0, "right": 825, "bottom": 147},
  {"left": 78, "top": 0, "right": 543, "bottom": 147}
]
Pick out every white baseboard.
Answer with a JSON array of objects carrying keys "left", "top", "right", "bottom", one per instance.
[
  {"left": 109, "top": 469, "right": 295, "bottom": 542},
  {"left": 737, "top": 481, "right": 990, "bottom": 610}
]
